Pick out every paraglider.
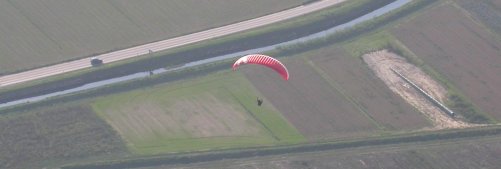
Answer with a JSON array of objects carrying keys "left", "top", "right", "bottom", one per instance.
[{"left": 232, "top": 54, "right": 289, "bottom": 80}]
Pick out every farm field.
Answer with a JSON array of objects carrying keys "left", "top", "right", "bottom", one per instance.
[
  {"left": 309, "top": 47, "right": 430, "bottom": 130},
  {"left": 0, "top": 0, "right": 303, "bottom": 74},
  {"left": 454, "top": 0, "right": 501, "bottom": 35},
  {"left": 0, "top": 104, "right": 126, "bottom": 169},
  {"left": 242, "top": 56, "right": 378, "bottom": 140},
  {"left": 242, "top": 46, "right": 434, "bottom": 141},
  {"left": 92, "top": 72, "right": 305, "bottom": 155},
  {"left": 163, "top": 134, "right": 501, "bottom": 169},
  {"left": 392, "top": 2, "right": 501, "bottom": 121}
]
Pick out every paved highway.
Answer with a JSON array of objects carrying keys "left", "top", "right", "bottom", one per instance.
[{"left": 0, "top": 0, "right": 344, "bottom": 87}]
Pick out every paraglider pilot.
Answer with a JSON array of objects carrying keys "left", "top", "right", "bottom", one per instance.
[{"left": 257, "top": 97, "right": 263, "bottom": 106}]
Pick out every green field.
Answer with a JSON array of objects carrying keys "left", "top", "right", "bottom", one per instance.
[
  {"left": 0, "top": 0, "right": 302, "bottom": 74},
  {"left": 92, "top": 71, "right": 304, "bottom": 154}
]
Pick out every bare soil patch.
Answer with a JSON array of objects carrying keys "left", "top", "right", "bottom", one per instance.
[
  {"left": 392, "top": 4, "right": 501, "bottom": 120},
  {"left": 363, "top": 50, "right": 471, "bottom": 129},
  {"left": 310, "top": 47, "right": 430, "bottom": 130},
  {"left": 242, "top": 56, "right": 378, "bottom": 140}
]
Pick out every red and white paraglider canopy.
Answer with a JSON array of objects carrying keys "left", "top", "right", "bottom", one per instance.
[{"left": 233, "top": 54, "right": 289, "bottom": 80}]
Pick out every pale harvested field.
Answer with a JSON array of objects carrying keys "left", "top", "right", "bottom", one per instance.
[
  {"left": 243, "top": 56, "right": 379, "bottom": 141},
  {"left": 100, "top": 89, "right": 263, "bottom": 143},
  {"left": 92, "top": 72, "right": 303, "bottom": 154},
  {"left": 0, "top": 0, "right": 302, "bottom": 74},
  {"left": 310, "top": 47, "right": 430, "bottom": 130},
  {"left": 392, "top": 4, "right": 501, "bottom": 120},
  {"left": 363, "top": 50, "right": 472, "bottom": 129},
  {"left": 92, "top": 76, "right": 272, "bottom": 153}
]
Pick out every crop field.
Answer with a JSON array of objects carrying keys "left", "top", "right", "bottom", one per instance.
[
  {"left": 92, "top": 72, "right": 304, "bottom": 155},
  {"left": 0, "top": 0, "right": 303, "bottom": 74},
  {"left": 0, "top": 104, "right": 125, "bottom": 169},
  {"left": 242, "top": 37, "right": 439, "bottom": 140},
  {"left": 243, "top": 55, "right": 390, "bottom": 141},
  {"left": 454, "top": 0, "right": 501, "bottom": 35},
  {"left": 239, "top": 32, "right": 460, "bottom": 140},
  {"left": 392, "top": 3, "right": 501, "bottom": 121},
  {"left": 308, "top": 47, "right": 431, "bottom": 131}
]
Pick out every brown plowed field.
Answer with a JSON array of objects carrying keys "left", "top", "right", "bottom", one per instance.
[
  {"left": 242, "top": 56, "right": 378, "bottom": 140},
  {"left": 392, "top": 4, "right": 501, "bottom": 120},
  {"left": 310, "top": 48, "right": 430, "bottom": 130}
]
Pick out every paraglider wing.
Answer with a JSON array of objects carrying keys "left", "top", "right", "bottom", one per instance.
[{"left": 233, "top": 54, "right": 289, "bottom": 80}]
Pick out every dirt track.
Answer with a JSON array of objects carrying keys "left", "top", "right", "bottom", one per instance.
[{"left": 363, "top": 50, "right": 472, "bottom": 129}]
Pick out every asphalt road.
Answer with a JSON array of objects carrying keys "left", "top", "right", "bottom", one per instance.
[{"left": 0, "top": 0, "right": 345, "bottom": 87}]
